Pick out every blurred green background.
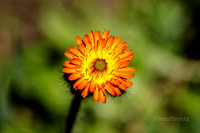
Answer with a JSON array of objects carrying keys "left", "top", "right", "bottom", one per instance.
[{"left": 1, "top": 0, "right": 200, "bottom": 133}]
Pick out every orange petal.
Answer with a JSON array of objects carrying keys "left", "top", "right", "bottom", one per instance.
[
  {"left": 119, "top": 67, "right": 136, "bottom": 72},
  {"left": 123, "top": 78, "right": 133, "bottom": 87},
  {"left": 100, "top": 90, "right": 106, "bottom": 103},
  {"left": 90, "top": 81, "right": 96, "bottom": 93},
  {"left": 71, "top": 58, "right": 82, "bottom": 66},
  {"left": 118, "top": 78, "right": 133, "bottom": 87},
  {"left": 69, "top": 46, "right": 79, "bottom": 56},
  {"left": 110, "top": 79, "right": 120, "bottom": 86},
  {"left": 110, "top": 36, "right": 123, "bottom": 52},
  {"left": 102, "top": 88, "right": 106, "bottom": 95},
  {"left": 113, "top": 71, "right": 134, "bottom": 77},
  {"left": 94, "top": 88, "right": 100, "bottom": 101},
  {"left": 116, "top": 43, "right": 127, "bottom": 51},
  {"left": 73, "top": 77, "right": 85, "bottom": 88},
  {"left": 69, "top": 46, "right": 85, "bottom": 58},
  {"left": 113, "top": 36, "right": 123, "bottom": 46},
  {"left": 113, "top": 87, "right": 121, "bottom": 96},
  {"left": 119, "top": 50, "right": 133, "bottom": 59},
  {"left": 81, "top": 83, "right": 90, "bottom": 98},
  {"left": 118, "top": 83, "right": 128, "bottom": 91},
  {"left": 86, "top": 42, "right": 93, "bottom": 50},
  {"left": 64, "top": 61, "right": 79, "bottom": 68},
  {"left": 98, "top": 83, "right": 105, "bottom": 90},
  {"left": 84, "top": 35, "right": 90, "bottom": 44},
  {"left": 78, "top": 43, "right": 86, "bottom": 55},
  {"left": 105, "top": 82, "right": 116, "bottom": 96},
  {"left": 115, "top": 42, "right": 128, "bottom": 51},
  {"left": 63, "top": 68, "right": 80, "bottom": 73},
  {"left": 104, "top": 36, "right": 114, "bottom": 50},
  {"left": 112, "top": 46, "right": 126, "bottom": 60},
  {"left": 64, "top": 51, "right": 77, "bottom": 59},
  {"left": 77, "top": 79, "right": 88, "bottom": 90},
  {"left": 64, "top": 61, "right": 70, "bottom": 67},
  {"left": 68, "top": 71, "right": 82, "bottom": 81},
  {"left": 89, "top": 30, "right": 95, "bottom": 47},
  {"left": 119, "top": 60, "right": 131, "bottom": 68},
  {"left": 75, "top": 36, "right": 83, "bottom": 45},
  {"left": 94, "top": 31, "right": 101, "bottom": 46},
  {"left": 102, "top": 30, "right": 110, "bottom": 39},
  {"left": 120, "top": 55, "right": 134, "bottom": 62},
  {"left": 97, "top": 38, "right": 104, "bottom": 55},
  {"left": 100, "top": 38, "right": 106, "bottom": 47}
]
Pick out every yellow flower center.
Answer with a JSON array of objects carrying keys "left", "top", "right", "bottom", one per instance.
[{"left": 94, "top": 59, "right": 107, "bottom": 71}]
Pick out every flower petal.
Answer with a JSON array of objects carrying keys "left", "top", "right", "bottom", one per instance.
[
  {"left": 102, "top": 30, "right": 110, "bottom": 39},
  {"left": 94, "top": 31, "right": 101, "bottom": 46},
  {"left": 109, "top": 36, "right": 123, "bottom": 52},
  {"left": 112, "top": 46, "right": 126, "bottom": 60},
  {"left": 75, "top": 36, "right": 83, "bottom": 45},
  {"left": 119, "top": 50, "right": 133, "bottom": 59},
  {"left": 94, "top": 88, "right": 100, "bottom": 101},
  {"left": 115, "top": 42, "right": 128, "bottom": 51},
  {"left": 68, "top": 71, "right": 82, "bottom": 80},
  {"left": 64, "top": 61, "right": 79, "bottom": 68},
  {"left": 113, "top": 86, "right": 121, "bottom": 96},
  {"left": 100, "top": 89, "right": 106, "bottom": 103},
  {"left": 78, "top": 43, "right": 86, "bottom": 54},
  {"left": 73, "top": 77, "right": 85, "bottom": 88},
  {"left": 119, "top": 67, "right": 136, "bottom": 72},
  {"left": 78, "top": 79, "right": 88, "bottom": 90},
  {"left": 118, "top": 83, "right": 128, "bottom": 91},
  {"left": 63, "top": 68, "right": 80, "bottom": 73},
  {"left": 84, "top": 35, "right": 90, "bottom": 44},
  {"left": 97, "top": 38, "right": 105, "bottom": 56},
  {"left": 69, "top": 46, "right": 84, "bottom": 57},
  {"left": 90, "top": 81, "right": 97, "bottom": 93},
  {"left": 81, "top": 83, "right": 90, "bottom": 98},
  {"left": 104, "top": 36, "right": 114, "bottom": 51},
  {"left": 64, "top": 51, "right": 77, "bottom": 59},
  {"left": 119, "top": 55, "right": 134, "bottom": 62},
  {"left": 119, "top": 60, "right": 131, "bottom": 68},
  {"left": 89, "top": 30, "right": 95, "bottom": 47},
  {"left": 118, "top": 78, "right": 133, "bottom": 87},
  {"left": 110, "top": 79, "right": 120, "bottom": 86},
  {"left": 113, "top": 71, "right": 134, "bottom": 77},
  {"left": 71, "top": 58, "right": 82, "bottom": 66},
  {"left": 105, "top": 82, "right": 116, "bottom": 96}
]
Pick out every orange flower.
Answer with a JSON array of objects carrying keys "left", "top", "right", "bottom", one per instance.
[{"left": 63, "top": 30, "right": 136, "bottom": 103}]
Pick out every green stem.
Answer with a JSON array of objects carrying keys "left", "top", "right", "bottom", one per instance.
[{"left": 65, "top": 95, "right": 82, "bottom": 133}]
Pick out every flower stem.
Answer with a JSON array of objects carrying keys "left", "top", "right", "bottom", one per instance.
[{"left": 65, "top": 95, "right": 82, "bottom": 133}]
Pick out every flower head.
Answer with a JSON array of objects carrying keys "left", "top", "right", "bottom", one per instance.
[{"left": 63, "top": 30, "right": 136, "bottom": 103}]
